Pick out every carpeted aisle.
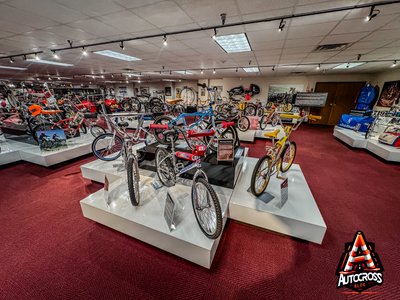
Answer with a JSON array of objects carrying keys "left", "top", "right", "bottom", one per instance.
[{"left": 1, "top": 125, "right": 399, "bottom": 299}]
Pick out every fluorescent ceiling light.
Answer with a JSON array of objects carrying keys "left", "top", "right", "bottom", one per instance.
[
  {"left": 162, "top": 79, "right": 178, "bottom": 82},
  {"left": 0, "top": 65, "right": 27, "bottom": 70},
  {"left": 174, "top": 71, "right": 193, "bottom": 75},
  {"left": 243, "top": 67, "right": 259, "bottom": 73},
  {"left": 333, "top": 62, "right": 365, "bottom": 69},
  {"left": 26, "top": 59, "right": 73, "bottom": 67},
  {"left": 94, "top": 50, "right": 141, "bottom": 61},
  {"left": 214, "top": 33, "right": 251, "bottom": 53}
]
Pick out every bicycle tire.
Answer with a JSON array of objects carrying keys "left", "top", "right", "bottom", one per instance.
[
  {"left": 131, "top": 98, "right": 141, "bottom": 113},
  {"left": 259, "top": 115, "right": 268, "bottom": 130},
  {"left": 153, "top": 115, "right": 178, "bottom": 145},
  {"left": 257, "top": 107, "right": 264, "bottom": 117},
  {"left": 90, "top": 125, "right": 106, "bottom": 137},
  {"left": 244, "top": 104, "right": 257, "bottom": 116},
  {"left": 237, "top": 116, "right": 250, "bottom": 132},
  {"left": 127, "top": 154, "right": 140, "bottom": 206},
  {"left": 282, "top": 103, "right": 293, "bottom": 112},
  {"left": 192, "top": 177, "right": 223, "bottom": 239},
  {"left": 150, "top": 104, "right": 163, "bottom": 114},
  {"left": 250, "top": 155, "right": 272, "bottom": 196},
  {"left": 172, "top": 104, "right": 185, "bottom": 116},
  {"left": 91, "top": 133, "right": 123, "bottom": 161},
  {"left": 205, "top": 121, "right": 237, "bottom": 152},
  {"left": 155, "top": 148, "right": 176, "bottom": 187},
  {"left": 181, "top": 87, "right": 196, "bottom": 105},
  {"left": 80, "top": 122, "right": 87, "bottom": 134},
  {"left": 280, "top": 141, "right": 296, "bottom": 173}
]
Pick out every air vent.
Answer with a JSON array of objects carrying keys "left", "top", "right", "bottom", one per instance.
[
  {"left": 314, "top": 43, "right": 349, "bottom": 52},
  {"left": 291, "top": 71, "right": 306, "bottom": 74}
]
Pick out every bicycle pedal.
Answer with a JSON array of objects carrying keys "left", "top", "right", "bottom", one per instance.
[{"left": 176, "top": 162, "right": 185, "bottom": 169}]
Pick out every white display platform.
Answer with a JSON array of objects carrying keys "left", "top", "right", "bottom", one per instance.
[
  {"left": 229, "top": 157, "right": 327, "bottom": 244},
  {"left": 237, "top": 130, "right": 255, "bottom": 142},
  {"left": 333, "top": 127, "right": 400, "bottom": 161},
  {"left": 0, "top": 141, "right": 22, "bottom": 165},
  {"left": 80, "top": 174, "right": 232, "bottom": 268},
  {"left": 1, "top": 133, "right": 94, "bottom": 166},
  {"left": 333, "top": 126, "right": 367, "bottom": 148},
  {"left": 366, "top": 139, "right": 400, "bottom": 162}
]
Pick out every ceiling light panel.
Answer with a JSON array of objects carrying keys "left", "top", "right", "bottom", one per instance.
[
  {"left": 26, "top": 59, "right": 74, "bottom": 67},
  {"left": 333, "top": 62, "right": 365, "bottom": 69},
  {"left": 93, "top": 50, "right": 141, "bottom": 61},
  {"left": 0, "top": 66, "right": 27, "bottom": 70},
  {"left": 214, "top": 33, "right": 252, "bottom": 53},
  {"left": 243, "top": 67, "right": 259, "bottom": 72},
  {"left": 174, "top": 71, "right": 193, "bottom": 74}
]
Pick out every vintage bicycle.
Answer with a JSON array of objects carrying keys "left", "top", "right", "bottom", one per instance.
[
  {"left": 150, "top": 123, "right": 223, "bottom": 239},
  {"left": 250, "top": 112, "right": 321, "bottom": 196}
]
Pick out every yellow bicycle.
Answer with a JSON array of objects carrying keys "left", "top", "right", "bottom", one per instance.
[{"left": 250, "top": 112, "right": 321, "bottom": 196}]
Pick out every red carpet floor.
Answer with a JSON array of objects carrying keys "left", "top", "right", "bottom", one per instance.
[{"left": 1, "top": 125, "right": 399, "bottom": 299}]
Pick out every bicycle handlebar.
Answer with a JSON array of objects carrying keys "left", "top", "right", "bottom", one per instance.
[
  {"left": 308, "top": 114, "right": 322, "bottom": 121},
  {"left": 149, "top": 123, "right": 169, "bottom": 130}
]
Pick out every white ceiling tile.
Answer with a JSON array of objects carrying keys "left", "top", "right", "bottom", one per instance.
[
  {"left": 133, "top": 1, "right": 194, "bottom": 27},
  {"left": 44, "top": 25, "right": 97, "bottom": 42},
  {"left": 247, "top": 30, "right": 286, "bottom": 43},
  {"left": 332, "top": 17, "right": 396, "bottom": 35},
  {"left": 68, "top": 19, "right": 122, "bottom": 37},
  {"left": 98, "top": 11, "right": 156, "bottom": 34},
  {"left": 176, "top": 0, "right": 239, "bottom": 23},
  {"left": 55, "top": 0, "right": 124, "bottom": 17},
  {"left": 285, "top": 36, "right": 324, "bottom": 47},
  {"left": 362, "top": 29, "right": 400, "bottom": 42},
  {"left": 321, "top": 32, "right": 369, "bottom": 44},
  {"left": 251, "top": 40, "right": 285, "bottom": 51},
  {"left": 380, "top": 15, "right": 400, "bottom": 30},
  {"left": 114, "top": 0, "right": 166, "bottom": 9},
  {"left": 287, "top": 22, "right": 337, "bottom": 39},
  {"left": 237, "top": 0, "right": 296, "bottom": 15},
  {"left": 295, "top": 0, "right": 358, "bottom": 14},
  {"left": 290, "top": 11, "right": 347, "bottom": 26}
]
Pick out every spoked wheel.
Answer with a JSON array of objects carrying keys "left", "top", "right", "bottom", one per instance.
[
  {"left": 257, "top": 107, "right": 264, "bottom": 117},
  {"left": 192, "top": 177, "right": 223, "bottom": 239},
  {"left": 90, "top": 125, "right": 106, "bottom": 137},
  {"left": 280, "top": 141, "right": 296, "bottom": 173},
  {"left": 153, "top": 116, "right": 177, "bottom": 145},
  {"left": 237, "top": 116, "right": 250, "bottom": 132},
  {"left": 131, "top": 98, "right": 141, "bottom": 112},
  {"left": 259, "top": 115, "right": 268, "bottom": 130},
  {"left": 244, "top": 104, "right": 257, "bottom": 116},
  {"left": 205, "top": 121, "right": 237, "bottom": 152},
  {"left": 32, "top": 122, "right": 61, "bottom": 143},
  {"left": 155, "top": 148, "right": 176, "bottom": 187},
  {"left": 282, "top": 103, "right": 293, "bottom": 112},
  {"left": 151, "top": 104, "right": 163, "bottom": 114},
  {"left": 172, "top": 104, "right": 185, "bottom": 116},
  {"left": 80, "top": 123, "right": 87, "bottom": 134},
  {"left": 91, "top": 133, "right": 123, "bottom": 161},
  {"left": 127, "top": 154, "right": 140, "bottom": 206},
  {"left": 250, "top": 155, "right": 272, "bottom": 196},
  {"left": 181, "top": 87, "right": 196, "bottom": 106}
]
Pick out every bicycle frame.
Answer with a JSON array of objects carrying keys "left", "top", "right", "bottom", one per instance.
[{"left": 169, "top": 105, "right": 216, "bottom": 129}]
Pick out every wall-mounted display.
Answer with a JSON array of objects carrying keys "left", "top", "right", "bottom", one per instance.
[
  {"left": 165, "top": 86, "right": 172, "bottom": 97},
  {"left": 376, "top": 81, "right": 400, "bottom": 107},
  {"left": 294, "top": 92, "right": 328, "bottom": 107},
  {"left": 267, "top": 84, "right": 304, "bottom": 103}
]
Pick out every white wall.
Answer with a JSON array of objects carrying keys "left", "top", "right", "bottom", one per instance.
[{"left": 374, "top": 68, "right": 400, "bottom": 86}]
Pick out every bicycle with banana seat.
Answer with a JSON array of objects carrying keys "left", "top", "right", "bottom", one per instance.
[
  {"left": 250, "top": 111, "right": 321, "bottom": 196},
  {"left": 149, "top": 123, "right": 223, "bottom": 239}
]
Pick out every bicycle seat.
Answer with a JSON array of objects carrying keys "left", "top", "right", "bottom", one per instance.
[
  {"left": 264, "top": 129, "right": 280, "bottom": 139},
  {"left": 83, "top": 112, "right": 97, "bottom": 119},
  {"left": 166, "top": 99, "right": 184, "bottom": 105},
  {"left": 118, "top": 121, "right": 129, "bottom": 128}
]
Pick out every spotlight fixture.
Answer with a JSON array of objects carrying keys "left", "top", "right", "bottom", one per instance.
[
  {"left": 35, "top": 53, "right": 40, "bottom": 60},
  {"left": 126, "top": 80, "right": 129, "bottom": 83},
  {"left": 278, "top": 19, "right": 286, "bottom": 32},
  {"left": 9, "top": 57, "right": 14, "bottom": 63},
  {"left": 163, "top": 35, "right": 168, "bottom": 46},
  {"left": 138, "top": 79, "right": 141, "bottom": 83},
  {"left": 120, "top": 41, "right": 125, "bottom": 50},
  {"left": 220, "top": 13, "right": 227, "bottom": 25},
  {"left": 57, "top": 77, "right": 61, "bottom": 80},
  {"left": 23, "top": 55, "right": 27, "bottom": 61},
  {"left": 236, "top": 67, "right": 238, "bottom": 72},
  {"left": 213, "top": 68, "right": 216, "bottom": 74},
  {"left": 48, "top": 77, "right": 51, "bottom": 80},
  {"left": 365, "top": 5, "right": 380, "bottom": 22},
  {"left": 101, "top": 75, "right": 104, "bottom": 79},
  {"left": 52, "top": 51, "right": 59, "bottom": 59},
  {"left": 391, "top": 60, "right": 397, "bottom": 68},
  {"left": 272, "top": 66, "right": 275, "bottom": 71},
  {"left": 200, "top": 69, "right": 204, "bottom": 74},
  {"left": 169, "top": 70, "right": 172, "bottom": 75},
  {"left": 317, "top": 64, "right": 321, "bottom": 70},
  {"left": 111, "top": 74, "right": 114, "bottom": 78},
  {"left": 82, "top": 47, "right": 88, "bottom": 56},
  {"left": 212, "top": 28, "right": 217, "bottom": 40}
]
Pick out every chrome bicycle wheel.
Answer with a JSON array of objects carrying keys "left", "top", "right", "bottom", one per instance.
[
  {"left": 155, "top": 148, "right": 176, "bottom": 187},
  {"left": 91, "top": 133, "right": 123, "bottom": 161},
  {"left": 238, "top": 116, "right": 250, "bottom": 132},
  {"left": 181, "top": 87, "right": 196, "bottom": 105},
  {"left": 280, "top": 141, "right": 296, "bottom": 173},
  {"left": 192, "top": 177, "right": 223, "bottom": 239},
  {"left": 90, "top": 125, "right": 106, "bottom": 137},
  {"left": 250, "top": 155, "right": 272, "bottom": 196}
]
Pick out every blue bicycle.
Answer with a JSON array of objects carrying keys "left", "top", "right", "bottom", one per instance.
[{"left": 152, "top": 100, "right": 238, "bottom": 152}]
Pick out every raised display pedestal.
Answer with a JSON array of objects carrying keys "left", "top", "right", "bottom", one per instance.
[
  {"left": 80, "top": 173, "right": 232, "bottom": 268},
  {"left": 0, "top": 133, "right": 95, "bottom": 166},
  {"left": 229, "top": 157, "right": 327, "bottom": 244},
  {"left": 366, "top": 139, "right": 400, "bottom": 162},
  {"left": 333, "top": 126, "right": 367, "bottom": 148},
  {"left": 237, "top": 130, "right": 256, "bottom": 142}
]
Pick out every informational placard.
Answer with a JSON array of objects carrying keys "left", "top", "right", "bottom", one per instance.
[
  {"left": 278, "top": 178, "right": 289, "bottom": 209},
  {"left": 217, "top": 139, "right": 234, "bottom": 162},
  {"left": 164, "top": 191, "right": 176, "bottom": 231},
  {"left": 36, "top": 129, "right": 67, "bottom": 151},
  {"left": 294, "top": 92, "right": 328, "bottom": 107}
]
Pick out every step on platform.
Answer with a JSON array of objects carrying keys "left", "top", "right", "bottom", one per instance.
[
  {"left": 1, "top": 133, "right": 95, "bottom": 166},
  {"left": 80, "top": 173, "right": 233, "bottom": 268},
  {"left": 229, "top": 157, "right": 327, "bottom": 244},
  {"left": 333, "top": 126, "right": 368, "bottom": 148}
]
